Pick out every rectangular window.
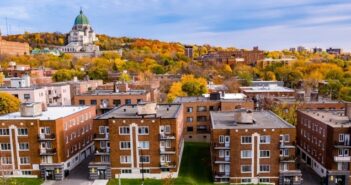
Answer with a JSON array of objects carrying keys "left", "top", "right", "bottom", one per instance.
[
  {"left": 24, "top": 94, "right": 30, "bottom": 99},
  {"left": 18, "top": 128, "right": 28, "bottom": 136},
  {"left": 241, "top": 165, "right": 252, "bottom": 173},
  {"left": 241, "top": 136, "right": 252, "bottom": 144},
  {"left": 138, "top": 141, "right": 150, "bottom": 149},
  {"left": 187, "top": 127, "right": 193, "bottom": 132},
  {"left": 140, "top": 169, "right": 150, "bottom": 173},
  {"left": 241, "top": 150, "right": 252, "bottom": 158},
  {"left": 339, "top": 134, "right": 345, "bottom": 142},
  {"left": 20, "top": 157, "right": 30, "bottom": 164},
  {"left": 79, "top": 100, "right": 85, "bottom": 105},
  {"left": 22, "top": 171, "right": 32, "bottom": 175},
  {"left": 125, "top": 99, "right": 131, "bottom": 105},
  {"left": 260, "top": 150, "right": 270, "bottom": 158},
  {"left": 1, "top": 157, "right": 12, "bottom": 164},
  {"left": 99, "top": 126, "right": 107, "bottom": 134},
  {"left": 19, "top": 143, "right": 29, "bottom": 151},
  {"left": 120, "top": 156, "right": 131, "bottom": 163},
  {"left": 113, "top": 99, "right": 121, "bottom": 106},
  {"left": 241, "top": 178, "right": 251, "bottom": 183},
  {"left": 121, "top": 169, "right": 132, "bottom": 174},
  {"left": 259, "top": 165, "right": 270, "bottom": 172},
  {"left": 0, "top": 128, "right": 9, "bottom": 136},
  {"left": 0, "top": 143, "right": 11, "bottom": 151},
  {"left": 119, "top": 126, "right": 130, "bottom": 135},
  {"left": 260, "top": 135, "right": 271, "bottom": 144},
  {"left": 197, "top": 116, "right": 207, "bottom": 122},
  {"left": 219, "top": 135, "right": 224, "bottom": 143},
  {"left": 186, "top": 107, "right": 193, "bottom": 113},
  {"left": 90, "top": 100, "right": 97, "bottom": 105},
  {"left": 140, "top": 155, "right": 150, "bottom": 163},
  {"left": 164, "top": 125, "right": 171, "bottom": 133},
  {"left": 260, "top": 178, "right": 270, "bottom": 183},
  {"left": 197, "top": 106, "right": 207, "bottom": 112},
  {"left": 138, "top": 126, "right": 149, "bottom": 135},
  {"left": 186, "top": 117, "right": 193, "bottom": 123},
  {"left": 120, "top": 141, "right": 131, "bottom": 149}
]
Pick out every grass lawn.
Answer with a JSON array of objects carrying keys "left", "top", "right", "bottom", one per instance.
[
  {"left": 108, "top": 142, "right": 219, "bottom": 185},
  {"left": 0, "top": 178, "right": 43, "bottom": 185}
]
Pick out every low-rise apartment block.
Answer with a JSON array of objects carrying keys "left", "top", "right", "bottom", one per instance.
[
  {"left": 210, "top": 110, "right": 302, "bottom": 184},
  {"left": 88, "top": 103, "right": 184, "bottom": 180},
  {"left": 0, "top": 103, "right": 96, "bottom": 180},
  {"left": 297, "top": 104, "right": 351, "bottom": 185},
  {"left": 173, "top": 92, "right": 253, "bottom": 142}
]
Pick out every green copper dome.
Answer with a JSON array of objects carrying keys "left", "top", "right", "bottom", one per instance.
[{"left": 74, "top": 10, "right": 89, "bottom": 25}]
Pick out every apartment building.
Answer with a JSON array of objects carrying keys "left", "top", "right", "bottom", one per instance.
[
  {"left": 240, "top": 84, "right": 295, "bottom": 99},
  {"left": 74, "top": 83, "right": 151, "bottom": 115},
  {"left": 173, "top": 92, "right": 253, "bottom": 142},
  {"left": 41, "top": 84, "right": 71, "bottom": 106},
  {"left": 0, "top": 86, "right": 47, "bottom": 108},
  {"left": 88, "top": 103, "right": 184, "bottom": 180},
  {"left": 0, "top": 103, "right": 96, "bottom": 180},
  {"left": 296, "top": 104, "right": 351, "bottom": 185},
  {"left": 210, "top": 109, "right": 302, "bottom": 184}
]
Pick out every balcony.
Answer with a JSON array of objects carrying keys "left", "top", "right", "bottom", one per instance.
[
  {"left": 214, "top": 172, "right": 230, "bottom": 178},
  {"left": 334, "top": 141, "right": 351, "bottom": 148},
  {"left": 38, "top": 133, "right": 55, "bottom": 141},
  {"left": 159, "top": 133, "right": 176, "bottom": 140},
  {"left": 160, "top": 162, "right": 176, "bottom": 168},
  {"left": 334, "top": 156, "right": 351, "bottom": 162},
  {"left": 280, "top": 156, "right": 296, "bottom": 162},
  {"left": 160, "top": 147, "right": 176, "bottom": 154},
  {"left": 279, "top": 141, "right": 295, "bottom": 149},
  {"left": 214, "top": 157, "right": 230, "bottom": 164},
  {"left": 39, "top": 148, "right": 56, "bottom": 155},
  {"left": 213, "top": 142, "right": 230, "bottom": 149},
  {"left": 94, "top": 133, "right": 109, "bottom": 140},
  {"left": 95, "top": 148, "right": 110, "bottom": 155}
]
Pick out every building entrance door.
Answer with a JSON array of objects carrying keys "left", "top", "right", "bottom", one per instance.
[
  {"left": 45, "top": 170, "right": 54, "bottom": 180},
  {"left": 98, "top": 169, "right": 106, "bottom": 179}
]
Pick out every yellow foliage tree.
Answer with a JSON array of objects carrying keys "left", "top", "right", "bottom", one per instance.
[{"left": 0, "top": 92, "right": 20, "bottom": 115}]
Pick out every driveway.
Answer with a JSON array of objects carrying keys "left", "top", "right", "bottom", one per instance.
[
  {"left": 299, "top": 161, "right": 322, "bottom": 185},
  {"left": 43, "top": 156, "right": 96, "bottom": 185}
]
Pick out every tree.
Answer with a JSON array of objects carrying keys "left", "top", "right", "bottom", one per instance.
[
  {"left": 52, "top": 69, "right": 84, "bottom": 82},
  {"left": 0, "top": 72, "right": 4, "bottom": 86},
  {"left": 167, "top": 82, "right": 186, "bottom": 102},
  {"left": 119, "top": 72, "right": 131, "bottom": 83},
  {"left": 0, "top": 92, "right": 20, "bottom": 115}
]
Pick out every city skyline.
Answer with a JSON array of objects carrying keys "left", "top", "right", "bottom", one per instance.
[{"left": 0, "top": 0, "right": 351, "bottom": 51}]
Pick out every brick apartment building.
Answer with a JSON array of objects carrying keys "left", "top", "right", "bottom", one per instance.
[
  {"left": 210, "top": 109, "right": 302, "bottom": 184},
  {"left": 73, "top": 83, "right": 151, "bottom": 115},
  {"left": 88, "top": 103, "right": 184, "bottom": 180},
  {"left": 197, "top": 47, "right": 264, "bottom": 66},
  {"left": 296, "top": 104, "right": 351, "bottom": 185},
  {"left": 0, "top": 103, "right": 96, "bottom": 180},
  {"left": 173, "top": 92, "right": 253, "bottom": 142}
]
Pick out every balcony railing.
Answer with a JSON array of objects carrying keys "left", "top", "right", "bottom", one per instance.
[
  {"left": 212, "top": 142, "right": 230, "bottom": 149},
  {"left": 160, "top": 162, "right": 176, "bottom": 168},
  {"left": 334, "top": 156, "right": 351, "bottom": 162},
  {"left": 214, "top": 172, "right": 230, "bottom": 177},
  {"left": 95, "top": 148, "right": 110, "bottom": 155},
  {"left": 38, "top": 133, "right": 55, "bottom": 141},
  {"left": 279, "top": 141, "right": 295, "bottom": 148},
  {"left": 160, "top": 147, "right": 176, "bottom": 154},
  {"left": 214, "top": 157, "right": 230, "bottom": 163},
  {"left": 334, "top": 141, "right": 351, "bottom": 148},
  {"left": 39, "top": 148, "right": 56, "bottom": 155},
  {"left": 94, "top": 133, "right": 109, "bottom": 140},
  {"left": 159, "top": 133, "right": 176, "bottom": 140},
  {"left": 280, "top": 156, "right": 296, "bottom": 162}
]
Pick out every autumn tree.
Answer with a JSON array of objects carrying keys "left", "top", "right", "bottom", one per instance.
[
  {"left": 0, "top": 92, "right": 20, "bottom": 115},
  {"left": 0, "top": 72, "right": 4, "bottom": 86}
]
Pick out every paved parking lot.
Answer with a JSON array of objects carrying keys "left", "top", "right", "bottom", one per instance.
[{"left": 43, "top": 156, "right": 97, "bottom": 185}]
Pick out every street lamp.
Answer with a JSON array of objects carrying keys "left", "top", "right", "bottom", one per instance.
[{"left": 138, "top": 147, "right": 144, "bottom": 185}]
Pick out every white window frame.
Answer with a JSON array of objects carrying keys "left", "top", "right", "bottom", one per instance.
[
  {"left": 241, "top": 165, "right": 252, "bottom": 173},
  {"left": 19, "top": 142, "right": 29, "bottom": 151},
  {"left": 120, "top": 156, "right": 131, "bottom": 164},
  {"left": 259, "top": 165, "right": 270, "bottom": 173},
  {"left": 139, "top": 155, "right": 150, "bottom": 163},
  {"left": 138, "top": 126, "right": 149, "bottom": 135},
  {"left": 260, "top": 135, "right": 271, "bottom": 144},
  {"left": 241, "top": 150, "right": 252, "bottom": 159},
  {"left": 260, "top": 150, "right": 271, "bottom": 158},
  {"left": 138, "top": 141, "right": 150, "bottom": 149},
  {"left": 241, "top": 136, "right": 252, "bottom": 144},
  {"left": 119, "top": 126, "right": 130, "bottom": 135},
  {"left": 120, "top": 141, "right": 131, "bottom": 150}
]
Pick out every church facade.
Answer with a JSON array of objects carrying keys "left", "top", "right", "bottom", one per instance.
[{"left": 60, "top": 10, "right": 100, "bottom": 57}]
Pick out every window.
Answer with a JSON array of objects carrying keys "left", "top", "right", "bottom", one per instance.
[
  {"left": 121, "top": 169, "right": 132, "bottom": 174},
  {"left": 140, "top": 155, "right": 150, "bottom": 163},
  {"left": 0, "top": 143, "right": 11, "bottom": 151},
  {"left": 280, "top": 134, "right": 290, "bottom": 142},
  {"left": 160, "top": 155, "right": 171, "bottom": 162},
  {"left": 125, "top": 99, "right": 131, "bottom": 105},
  {"left": 280, "top": 149, "right": 289, "bottom": 156},
  {"left": 186, "top": 107, "right": 193, "bottom": 113},
  {"left": 219, "top": 150, "right": 224, "bottom": 158},
  {"left": 241, "top": 165, "right": 252, "bottom": 173},
  {"left": 197, "top": 106, "right": 207, "bottom": 112},
  {"left": 138, "top": 126, "right": 149, "bottom": 135},
  {"left": 186, "top": 117, "right": 193, "bottom": 123},
  {"left": 99, "top": 126, "right": 107, "bottom": 134},
  {"left": 90, "top": 100, "right": 97, "bottom": 105},
  {"left": 164, "top": 125, "right": 171, "bottom": 133},
  {"left": 140, "top": 169, "right": 150, "bottom": 173},
  {"left": 187, "top": 127, "right": 193, "bottom": 132},
  {"left": 260, "top": 135, "right": 271, "bottom": 144},
  {"left": 259, "top": 165, "right": 270, "bottom": 172},
  {"left": 113, "top": 99, "right": 121, "bottom": 106},
  {"left": 120, "top": 141, "right": 131, "bottom": 149},
  {"left": 241, "top": 178, "right": 251, "bottom": 183},
  {"left": 19, "top": 143, "right": 29, "bottom": 151},
  {"left": 119, "top": 127, "right": 130, "bottom": 135},
  {"left": 241, "top": 150, "right": 252, "bottom": 158},
  {"left": 101, "top": 155, "right": 110, "bottom": 162},
  {"left": 0, "top": 128, "right": 9, "bottom": 136},
  {"left": 22, "top": 171, "right": 32, "bottom": 175},
  {"left": 120, "top": 156, "right": 131, "bottom": 163},
  {"left": 197, "top": 116, "right": 207, "bottom": 122},
  {"left": 18, "top": 128, "right": 28, "bottom": 136},
  {"left": 24, "top": 94, "right": 30, "bottom": 99},
  {"left": 241, "top": 136, "right": 252, "bottom": 144},
  {"left": 339, "top": 134, "right": 345, "bottom": 142},
  {"left": 219, "top": 135, "right": 225, "bottom": 143},
  {"left": 260, "top": 178, "right": 270, "bottom": 183},
  {"left": 260, "top": 150, "right": 270, "bottom": 158},
  {"left": 20, "top": 157, "right": 30, "bottom": 164},
  {"left": 1, "top": 157, "right": 12, "bottom": 164},
  {"left": 138, "top": 141, "right": 150, "bottom": 149},
  {"left": 79, "top": 100, "right": 85, "bottom": 105},
  {"left": 137, "top": 99, "right": 142, "bottom": 103}
]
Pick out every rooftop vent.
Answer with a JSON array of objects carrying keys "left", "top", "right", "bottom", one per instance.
[
  {"left": 20, "top": 102, "right": 42, "bottom": 117},
  {"left": 137, "top": 103, "right": 157, "bottom": 115},
  {"left": 234, "top": 109, "right": 254, "bottom": 124}
]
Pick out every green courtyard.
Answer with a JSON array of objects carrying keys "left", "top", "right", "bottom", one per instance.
[{"left": 108, "top": 142, "right": 218, "bottom": 185}]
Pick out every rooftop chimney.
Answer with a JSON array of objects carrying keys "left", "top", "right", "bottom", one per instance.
[{"left": 20, "top": 102, "right": 42, "bottom": 117}]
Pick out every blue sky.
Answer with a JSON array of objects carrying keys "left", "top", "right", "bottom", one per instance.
[{"left": 0, "top": 0, "right": 351, "bottom": 51}]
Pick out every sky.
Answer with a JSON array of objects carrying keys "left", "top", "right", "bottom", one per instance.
[{"left": 0, "top": 0, "right": 351, "bottom": 51}]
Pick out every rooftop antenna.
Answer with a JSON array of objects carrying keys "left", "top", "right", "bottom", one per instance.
[{"left": 5, "top": 17, "right": 9, "bottom": 36}]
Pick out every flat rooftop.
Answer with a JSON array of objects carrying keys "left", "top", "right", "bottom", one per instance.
[
  {"left": 0, "top": 87, "right": 46, "bottom": 91},
  {"left": 174, "top": 93, "right": 248, "bottom": 103},
  {"left": 211, "top": 111, "right": 294, "bottom": 129},
  {"left": 0, "top": 106, "right": 90, "bottom": 120},
  {"left": 77, "top": 89, "right": 148, "bottom": 96},
  {"left": 97, "top": 104, "right": 181, "bottom": 119},
  {"left": 275, "top": 96, "right": 343, "bottom": 104},
  {"left": 299, "top": 110, "right": 351, "bottom": 128},
  {"left": 240, "top": 84, "right": 294, "bottom": 93}
]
